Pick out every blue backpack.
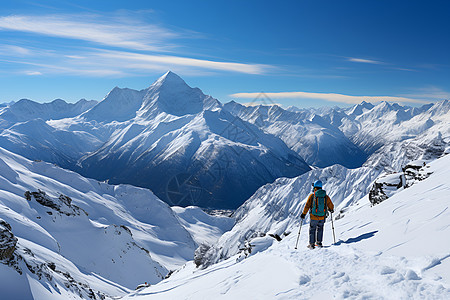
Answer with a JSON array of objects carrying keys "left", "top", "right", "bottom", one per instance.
[{"left": 311, "top": 189, "right": 327, "bottom": 217}]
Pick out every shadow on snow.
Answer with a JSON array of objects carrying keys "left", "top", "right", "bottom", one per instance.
[{"left": 334, "top": 231, "right": 378, "bottom": 245}]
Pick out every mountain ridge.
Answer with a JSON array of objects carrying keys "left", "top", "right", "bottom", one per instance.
[{"left": 0, "top": 72, "right": 448, "bottom": 209}]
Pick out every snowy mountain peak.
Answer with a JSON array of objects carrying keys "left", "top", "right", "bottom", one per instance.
[
  {"left": 427, "top": 99, "right": 450, "bottom": 116},
  {"left": 359, "top": 100, "right": 374, "bottom": 109},
  {"left": 347, "top": 101, "right": 375, "bottom": 116},
  {"left": 152, "top": 71, "right": 189, "bottom": 89},
  {"left": 138, "top": 71, "right": 221, "bottom": 118},
  {"left": 81, "top": 86, "right": 147, "bottom": 122}
]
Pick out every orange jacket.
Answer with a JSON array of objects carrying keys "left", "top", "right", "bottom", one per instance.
[{"left": 302, "top": 190, "right": 334, "bottom": 220}]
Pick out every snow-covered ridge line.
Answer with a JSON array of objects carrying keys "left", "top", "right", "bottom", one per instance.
[
  {"left": 0, "top": 98, "right": 97, "bottom": 129},
  {"left": 224, "top": 99, "right": 449, "bottom": 170}
]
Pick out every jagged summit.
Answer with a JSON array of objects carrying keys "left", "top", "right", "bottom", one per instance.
[
  {"left": 138, "top": 71, "right": 221, "bottom": 118},
  {"left": 81, "top": 86, "right": 147, "bottom": 122},
  {"left": 347, "top": 100, "right": 375, "bottom": 116},
  {"left": 81, "top": 72, "right": 221, "bottom": 121},
  {"left": 151, "top": 71, "right": 190, "bottom": 89}
]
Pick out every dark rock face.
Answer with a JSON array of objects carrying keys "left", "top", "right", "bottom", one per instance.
[
  {"left": 0, "top": 219, "right": 17, "bottom": 260},
  {"left": 402, "top": 161, "right": 433, "bottom": 187},
  {"left": 25, "top": 190, "right": 88, "bottom": 217},
  {"left": 368, "top": 182, "right": 390, "bottom": 205}
]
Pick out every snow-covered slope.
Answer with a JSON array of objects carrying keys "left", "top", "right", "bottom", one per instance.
[
  {"left": 196, "top": 163, "right": 381, "bottom": 267},
  {"left": 192, "top": 114, "right": 449, "bottom": 267},
  {"left": 123, "top": 153, "right": 450, "bottom": 300},
  {"left": 0, "top": 118, "right": 102, "bottom": 169},
  {"left": 0, "top": 146, "right": 200, "bottom": 298},
  {"left": 172, "top": 206, "right": 235, "bottom": 246}
]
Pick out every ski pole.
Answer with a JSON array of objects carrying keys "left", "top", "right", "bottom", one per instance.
[
  {"left": 330, "top": 211, "right": 336, "bottom": 244},
  {"left": 294, "top": 218, "right": 303, "bottom": 250}
]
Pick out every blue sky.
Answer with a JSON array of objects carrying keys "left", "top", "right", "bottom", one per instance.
[{"left": 0, "top": 0, "right": 449, "bottom": 107}]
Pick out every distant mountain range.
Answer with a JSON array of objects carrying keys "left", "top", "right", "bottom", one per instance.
[
  {"left": 0, "top": 72, "right": 310, "bottom": 208},
  {"left": 0, "top": 71, "right": 448, "bottom": 209}
]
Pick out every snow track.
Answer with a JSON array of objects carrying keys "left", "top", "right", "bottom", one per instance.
[
  {"left": 276, "top": 241, "right": 448, "bottom": 300},
  {"left": 126, "top": 233, "right": 449, "bottom": 300}
]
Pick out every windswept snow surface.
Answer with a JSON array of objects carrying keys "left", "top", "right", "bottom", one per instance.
[{"left": 124, "top": 154, "right": 450, "bottom": 299}]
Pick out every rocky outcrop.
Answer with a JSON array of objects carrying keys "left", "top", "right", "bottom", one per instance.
[
  {"left": 24, "top": 190, "right": 88, "bottom": 217},
  {"left": 0, "top": 219, "right": 17, "bottom": 260},
  {"left": 369, "top": 160, "right": 433, "bottom": 205}
]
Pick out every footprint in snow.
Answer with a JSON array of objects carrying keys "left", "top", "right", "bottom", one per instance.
[
  {"left": 298, "top": 274, "right": 310, "bottom": 285},
  {"left": 389, "top": 273, "right": 405, "bottom": 285},
  {"left": 380, "top": 266, "right": 396, "bottom": 275},
  {"left": 405, "top": 269, "right": 421, "bottom": 281},
  {"left": 332, "top": 271, "right": 350, "bottom": 286},
  {"left": 332, "top": 271, "right": 346, "bottom": 278}
]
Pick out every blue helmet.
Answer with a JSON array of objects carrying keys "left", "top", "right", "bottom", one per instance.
[{"left": 313, "top": 180, "right": 323, "bottom": 188}]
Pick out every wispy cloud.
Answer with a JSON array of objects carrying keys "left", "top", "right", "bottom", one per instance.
[
  {"left": 401, "top": 86, "right": 450, "bottom": 100},
  {"left": 0, "top": 14, "right": 176, "bottom": 51},
  {"left": 0, "top": 13, "right": 269, "bottom": 76},
  {"left": 0, "top": 45, "right": 33, "bottom": 56},
  {"left": 230, "top": 91, "right": 430, "bottom": 104},
  {"left": 0, "top": 58, "right": 126, "bottom": 77},
  {"left": 347, "top": 57, "right": 383, "bottom": 64},
  {"left": 0, "top": 47, "right": 269, "bottom": 76},
  {"left": 93, "top": 50, "right": 268, "bottom": 74},
  {"left": 24, "top": 71, "right": 42, "bottom": 76}
]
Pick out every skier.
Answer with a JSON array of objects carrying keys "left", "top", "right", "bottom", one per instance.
[{"left": 300, "top": 180, "right": 334, "bottom": 249}]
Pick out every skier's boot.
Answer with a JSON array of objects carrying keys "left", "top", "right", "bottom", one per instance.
[
  {"left": 316, "top": 242, "right": 323, "bottom": 248},
  {"left": 307, "top": 244, "right": 315, "bottom": 249}
]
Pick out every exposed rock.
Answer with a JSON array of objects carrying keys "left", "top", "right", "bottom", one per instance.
[
  {"left": 0, "top": 219, "right": 17, "bottom": 260},
  {"left": 194, "top": 244, "right": 211, "bottom": 268},
  {"left": 25, "top": 189, "right": 88, "bottom": 217},
  {"left": 369, "top": 160, "right": 433, "bottom": 205}
]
